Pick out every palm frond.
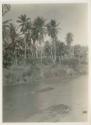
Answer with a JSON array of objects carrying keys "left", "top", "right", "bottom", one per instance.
[{"left": 3, "top": 19, "right": 12, "bottom": 24}]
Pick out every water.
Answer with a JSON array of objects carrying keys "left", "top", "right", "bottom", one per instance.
[
  {"left": 3, "top": 75, "right": 88, "bottom": 122},
  {"left": 3, "top": 84, "right": 39, "bottom": 122}
]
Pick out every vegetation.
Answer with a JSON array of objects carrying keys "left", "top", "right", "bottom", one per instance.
[
  {"left": 66, "top": 32, "right": 73, "bottom": 46},
  {"left": 3, "top": 5, "right": 88, "bottom": 86}
]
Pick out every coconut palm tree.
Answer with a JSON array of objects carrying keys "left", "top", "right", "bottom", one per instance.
[
  {"left": 17, "top": 14, "right": 31, "bottom": 60},
  {"left": 9, "top": 23, "right": 19, "bottom": 64},
  {"left": 65, "top": 32, "right": 74, "bottom": 59},
  {"left": 66, "top": 32, "right": 73, "bottom": 47},
  {"left": 9, "top": 23, "right": 17, "bottom": 43},
  {"left": 31, "top": 17, "right": 46, "bottom": 63},
  {"left": 46, "top": 19, "right": 59, "bottom": 63},
  {"left": 56, "top": 41, "right": 66, "bottom": 63}
]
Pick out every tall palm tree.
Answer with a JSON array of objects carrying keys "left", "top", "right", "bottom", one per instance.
[
  {"left": 17, "top": 14, "right": 31, "bottom": 60},
  {"left": 66, "top": 32, "right": 73, "bottom": 46},
  {"left": 31, "top": 17, "right": 46, "bottom": 63},
  {"left": 56, "top": 41, "right": 66, "bottom": 63},
  {"left": 46, "top": 19, "right": 59, "bottom": 63},
  {"left": 9, "top": 23, "right": 19, "bottom": 64},
  {"left": 65, "top": 32, "right": 74, "bottom": 59},
  {"left": 9, "top": 23, "right": 17, "bottom": 43}
]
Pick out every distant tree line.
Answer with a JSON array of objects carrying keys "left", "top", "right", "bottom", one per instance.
[{"left": 2, "top": 5, "right": 88, "bottom": 68}]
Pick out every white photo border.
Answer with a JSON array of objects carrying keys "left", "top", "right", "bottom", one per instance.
[{"left": 0, "top": 0, "right": 91, "bottom": 125}]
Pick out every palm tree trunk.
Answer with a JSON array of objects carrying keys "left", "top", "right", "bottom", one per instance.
[
  {"left": 59, "top": 56, "right": 61, "bottom": 64},
  {"left": 15, "top": 54, "right": 17, "bottom": 65},
  {"left": 40, "top": 49, "right": 42, "bottom": 64},
  {"left": 36, "top": 48, "right": 38, "bottom": 59},
  {"left": 24, "top": 34, "right": 27, "bottom": 61},
  {"left": 54, "top": 42, "right": 57, "bottom": 63},
  {"left": 51, "top": 45, "right": 53, "bottom": 62},
  {"left": 40, "top": 39, "right": 44, "bottom": 64},
  {"left": 14, "top": 49, "right": 17, "bottom": 65},
  {"left": 53, "top": 39, "right": 56, "bottom": 64}
]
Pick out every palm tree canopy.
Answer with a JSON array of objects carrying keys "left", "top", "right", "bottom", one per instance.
[
  {"left": 31, "top": 17, "right": 46, "bottom": 44},
  {"left": 9, "top": 23, "right": 17, "bottom": 41},
  {"left": 17, "top": 14, "right": 31, "bottom": 33},
  {"left": 66, "top": 32, "right": 73, "bottom": 46},
  {"left": 46, "top": 19, "right": 59, "bottom": 40}
]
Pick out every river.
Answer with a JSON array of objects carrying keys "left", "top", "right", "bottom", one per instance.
[{"left": 3, "top": 75, "right": 88, "bottom": 122}]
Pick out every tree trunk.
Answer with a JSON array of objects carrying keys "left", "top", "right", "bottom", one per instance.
[
  {"left": 41, "top": 49, "right": 42, "bottom": 64},
  {"left": 24, "top": 34, "right": 27, "bottom": 61},
  {"left": 51, "top": 45, "right": 53, "bottom": 62},
  {"left": 14, "top": 47, "right": 17, "bottom": 65},
  {"left": 36, "top": 49, "right": 38, "bottom": 59},
  {"left": 53, "top": 39, "right": 56, "bottom": 64},
  {"left": 40, "top": 39, "right": 44, "bottom": 64}
]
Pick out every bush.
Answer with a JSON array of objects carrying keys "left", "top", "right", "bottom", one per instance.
[{"left": 62, "top": 57, "right": 79, "bottom": 69}]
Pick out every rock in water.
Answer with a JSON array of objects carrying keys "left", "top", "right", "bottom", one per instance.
[{"left": 46, "top": 104, "right": 71, "bottom": 114}]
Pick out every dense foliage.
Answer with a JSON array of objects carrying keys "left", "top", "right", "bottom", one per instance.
[{"left": 2, "top": 5, "right": 88, "bottom": 68}]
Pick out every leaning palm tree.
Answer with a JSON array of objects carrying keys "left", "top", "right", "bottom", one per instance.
[
  {"left": 2, "top": 19, "right": 12, "bottom": 43},
  {"left": 2, "top": 4, "right": 12, "bottom": 44},
  {"left": 46, "top": 19, "right": 59, "bottom": 63},
  {"left": 4, "top": 23, "right": 19, "bottom": 64},
  {"left": 9, "top": 23, "right": 19, "bottom": 64},
  {"left": 17, "top": 14, "right": 31, "bottom": 60},
  {"left": 3, "top": 23, "right": 18, "bottom": 66},
  {"left": 31, "top": 17, "right": 46, "bottom": 63},
  {"left": 3, "top": 19, "right": 12, "bottom": 65}
]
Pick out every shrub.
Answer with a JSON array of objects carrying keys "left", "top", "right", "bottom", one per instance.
[{"left": 62, "top": 57, "right": 79, "bottom": 69}]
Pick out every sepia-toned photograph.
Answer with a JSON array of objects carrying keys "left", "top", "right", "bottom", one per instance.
[{"left": 2, "top": 3, "right": 88, "bottom": 122}]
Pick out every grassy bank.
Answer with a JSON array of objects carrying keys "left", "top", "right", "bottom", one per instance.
[{"left": 3, "top": 63, "right": 88, "bottom": 86}]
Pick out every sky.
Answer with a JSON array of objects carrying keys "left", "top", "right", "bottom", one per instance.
[{"left": 3, "top": 3, "right": 88, "bottom": 46}]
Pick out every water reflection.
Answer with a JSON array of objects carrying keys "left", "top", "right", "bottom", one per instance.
[{"left": 3, "top": 84, "right": 39, "bottom": 122}]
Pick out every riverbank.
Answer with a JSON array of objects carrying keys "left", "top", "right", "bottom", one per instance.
[{"left": 3, "top": 63, "right": 87, "bottom": 86}]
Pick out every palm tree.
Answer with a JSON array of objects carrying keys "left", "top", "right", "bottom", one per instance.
[
  {"left": 9, "top": 23, "right": 17, "bottom": 43},
  {"left": 44, "top": 41, "right": 51, "bottom": 61},
  {"left": 3, "top": 23, "right": 18, "bottom": 66},
  {"left": 2, "top": 4, "right": 12, "bottom": 45},
  {"left": 66, "top": 32, "right": 73, "bottom": 46},
  {"left": 2, "top": 5, "right": 13, "bottom": 67},
  {"left": 65, "top": 32, "right": 74, "bottom": 59},
  {"left": 46, "top": 19, "right": 59, "bottom": 63},
  {"left": 2, "top": 19, "right": 12, "bottom": 43},
  {"left": 56, "top": 41, "right": 66, "bottom": 63},
  {"left": 31, "top": 17, "right": 46, "bottom": 63},
  {"left": 9, "top": 23, "right": 19, "bottom": 64},
  {"left": 2, "top": 4, "right": 11, "bottom": 16},
  {"left": 17, "top": 14, "right": 31, "bottom": 60}
]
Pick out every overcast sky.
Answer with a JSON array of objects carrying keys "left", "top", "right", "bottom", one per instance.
[{"left": 3, "top": 3, "right": 88, "bottom": 46}]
